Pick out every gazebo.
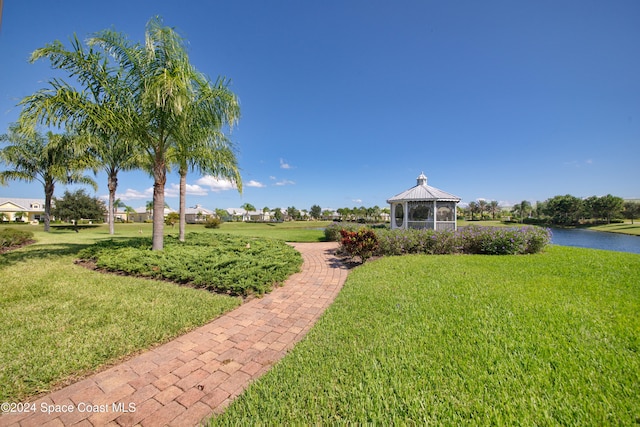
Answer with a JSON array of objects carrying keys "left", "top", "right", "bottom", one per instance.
[{"left": 387, "top": 172, "right": 461, "bottom": 231}]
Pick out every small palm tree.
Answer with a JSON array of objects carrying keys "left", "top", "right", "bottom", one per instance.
[
  {"left": 21, "top": 35, "right": 140, "bottom": 235},
  {"left": 172, "top": 86, "right": 241, "bottom": 241},
  {"left": 14, "top": 211, "right": 26, "bottom": 222},
  {"left": 488, "top": 200, "right": 500, "bottom": 220},
  {"left": 89, "top": 17, "right": 241, "bottom": 250},
  {"left": 0, "top": 124, "right": 97, "bottom": 231}
]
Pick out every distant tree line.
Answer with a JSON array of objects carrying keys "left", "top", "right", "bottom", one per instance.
[{"left": 463, "top": 194, "right": 638, "bottom": 226}]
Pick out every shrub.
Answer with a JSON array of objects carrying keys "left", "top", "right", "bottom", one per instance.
[
  {"left": 373, "top": 226, "right": 551, "bottom": 257},
  {"left": 165, "top": 212, "right": 179, "bottom": 226},
  {"left": 325, "top": 223, "right": 362, "bottom": 242},
  {"left": 0, "top": 228, "right": 34, "bottom": 248},
  {"left": 204, "top": 217, "right": 223, "bottom": 229},
  {"left": 456, "top": 225, "right": 552, "bottom": 255},
  {"left": 77, "top": 233, "right": 302, "bottom": 296},
  {"left": 340, "top": 228, "right": 379, "bottom": 263}
]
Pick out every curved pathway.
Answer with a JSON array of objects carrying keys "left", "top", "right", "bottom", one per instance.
[{"left": 1, "top": 242, "right": 349, "bottom": 427}]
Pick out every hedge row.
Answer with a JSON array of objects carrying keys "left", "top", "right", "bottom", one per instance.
[
  {"left": 326, "top": 224, "right": 551, "bottom": 257},
  {"left": 0, "top": 228, "right": 34, "bottom": 249},
  {"left": 77, "top": 233, "right": 302, "bottom": 296}
]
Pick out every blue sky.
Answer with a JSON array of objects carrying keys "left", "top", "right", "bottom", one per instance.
[{"left": 1, "top": 0, "right": 638, "bottom": 211}]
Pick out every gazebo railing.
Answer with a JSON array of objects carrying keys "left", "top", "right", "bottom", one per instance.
[
  {"left": 407, "top": 221, "right": 456, "bottom": 231},
  {"left": 408, "top": 221, "right": 434, "bottom": 229},
  {"left": 436, "top": 222, "right": 456, "bottom": 231}
]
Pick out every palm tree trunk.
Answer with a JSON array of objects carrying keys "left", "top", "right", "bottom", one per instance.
[
  {"left": 178, "top": 167, "right": 187, "bottom": 242},
  {"left": 44, "top": 180, "right": 54, "bottom": 232},
  {"left": 152, "top": 156, "right": 166, "bottom": 251},
  {"left": 107, "top": 170, "right": 118, "bottom": 235}
]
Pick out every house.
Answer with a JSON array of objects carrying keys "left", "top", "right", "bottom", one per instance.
[
  {"left": 0, "top": 198, "right": 48, "bottom": 223},
  {"left": 128, "top": 206, "right": 176, "bottom": 222},
  {"left": 224, "top": 208, "right": 272, "bottom": 222},
  {"left": 185, "top": 205, "right": 215, "bottom": 224}
]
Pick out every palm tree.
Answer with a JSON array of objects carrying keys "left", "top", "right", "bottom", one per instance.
[
  {"left": 88, "top": 17, "right": 239, "bottom": 250},
  {"left": 512, "top": 200, "right": 532, "bottom": 223},
  {"left": 13, "top": 211, "right": 26, "bottom": 222},
  {"left": 20, "top": 34, "right": 140, "bottom": 235},
  {"left": 171, "top": 75, "right": 241, "bottom": 242},
  {"left": 488, "top": 200, "right": 500, "bottom": 220},
  {"left": 241, "top": 203, "right": 256, "bottom": 212},
  {"left": 145, "top": 200, "right": 154, "bottom": 219},
  {"left": 477, "top": 200, "right": 488, "bottom": 220},
  {"left": 0, "top": 124, "right": 97, "bottom": 231},
  {"left": 124, "top": 205, "right": 136, "bottom": 222},
  {"left": 467, "top": 201, "right": 479, "bottom": 221}
]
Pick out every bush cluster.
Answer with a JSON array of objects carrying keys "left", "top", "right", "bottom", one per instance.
[
  {"left": 337, "top": 225, "right": 551, "bottom": 260},
  {"left": 340, "top": 228, "right": 379, "bottom": 263},
  {"left": 325, "top": 223, "right": 364, "bottom": 242},
  {"left": 0, "top": 228, "right": 34, "bottom": 248},
  {"left": 78, "top": 233, "right": 302, "bottom": 296},
  {"left": 204, "top": 217, "right": 223, "bottom": 228}
]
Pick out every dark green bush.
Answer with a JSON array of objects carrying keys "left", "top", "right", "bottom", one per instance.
[
  {"left": 77, "top": 233, "right": 302, "bottom": 296},
  {"left": 0, "top": 228, "right": 34, "bottom": 248},
  {"left": 204, "top": 217, "right": 223, "bottom": 228},
  {"left": 371, "top": 226, "right": 551, "bottom": 256}
]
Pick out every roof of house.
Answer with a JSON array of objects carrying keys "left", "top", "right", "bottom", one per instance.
[
  {"left": 184, "top": 205, "right": 214, "bottom": 215},
  {"left": 0, "top": 198, "right": 47, "bottom": 211},
  {"left": 387, "top": 173, "right": 461, "bottom": 203}
]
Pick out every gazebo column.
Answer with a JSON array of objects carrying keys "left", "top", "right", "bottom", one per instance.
[
  {"left": 403, "top": 201, "right": 408, "bottom": 229},
  {"left": 433, "top": 200, "right": 437, "bottom": 230}
]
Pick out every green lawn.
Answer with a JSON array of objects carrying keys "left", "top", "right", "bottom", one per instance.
[
  {"left": 211, "top": 220, "right": 331, "bottom": 241},
  {"left": 588, "top": 221, "right": 640, "bottom": 236},
  {"left": 209, "top": 246, "right": 640, "bottom": 425},
  {"left": 0, "top": 221, "right": 327, "bottom": 402}
]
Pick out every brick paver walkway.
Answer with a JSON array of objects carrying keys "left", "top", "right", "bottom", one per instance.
[{"left": 1, "top": 242, "right": 348, "bottom": 427}]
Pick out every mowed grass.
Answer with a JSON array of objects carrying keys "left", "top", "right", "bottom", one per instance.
[
  {"left": 589, "top": 221, "right": 640, "bottom": 236},
  {"left": 210, "top": 246, "right": 640, "bottom": 425},
  {"left": 0, "top": 224, "right": 246, "bottom": 402},
  {"left": 0, "top": 220, "right": 328, "bottom": 401},
  {"left": 211, "top": 220, "right": 331, "bottom": 241}
]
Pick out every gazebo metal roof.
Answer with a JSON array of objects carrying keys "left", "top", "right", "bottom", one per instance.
[{"left": 386, "top": 173, "right": 461, "bottom": 203}]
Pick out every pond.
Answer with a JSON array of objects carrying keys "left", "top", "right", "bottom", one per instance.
[{"left": 550, "top": 227, "right": 640, "bottom": 254}]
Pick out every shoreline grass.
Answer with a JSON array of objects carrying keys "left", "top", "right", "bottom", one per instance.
[
  {"left": 209, "top": 246, "right": 640, "bottom": 425},
  {"left": 458, "top": 219, "right": 640, "bottom": 237}
]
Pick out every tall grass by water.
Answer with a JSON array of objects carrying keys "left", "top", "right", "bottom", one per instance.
[{"left": 210, "top": 245, "right": 640, "bottom": 425}]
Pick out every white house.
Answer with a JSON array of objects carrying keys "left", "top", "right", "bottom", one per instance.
[
  {"left": 224, "top": 208, "right": 272, "bottom": 222},
  {"left": 184, "top": 205, "right": 215, "bottom": 223},
  {"left": 0, "top": 198, "right": 48, "bottom": 223}
]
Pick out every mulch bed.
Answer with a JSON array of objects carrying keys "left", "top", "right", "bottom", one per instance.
[{"left": 0, "top": 240, "right": 36, "bottom": 254}]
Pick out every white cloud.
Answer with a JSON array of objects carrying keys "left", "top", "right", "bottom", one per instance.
[
  {"left": 165, "top": 183, "right": 209, "bottom": 197},
  {"left": 269, "top": 176, "right": 276, "bottom": 180},
  {"left": 280, "top": 158, "right": 293, "bottom": 169},
  {"left": 116, "top": 187, "right": 154, "bottom": 201},
  {"left": 246, "top": 180, "right": 266, "bottom": 188},
  {"left": 352, "top": 199, "right": 363, "bottom": 204},
  {"left": 274, "top": 179, "right": 295, "bottom": 186},
  {"left": 195, "top": 175, "right": 238, "bottom": 192}
]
